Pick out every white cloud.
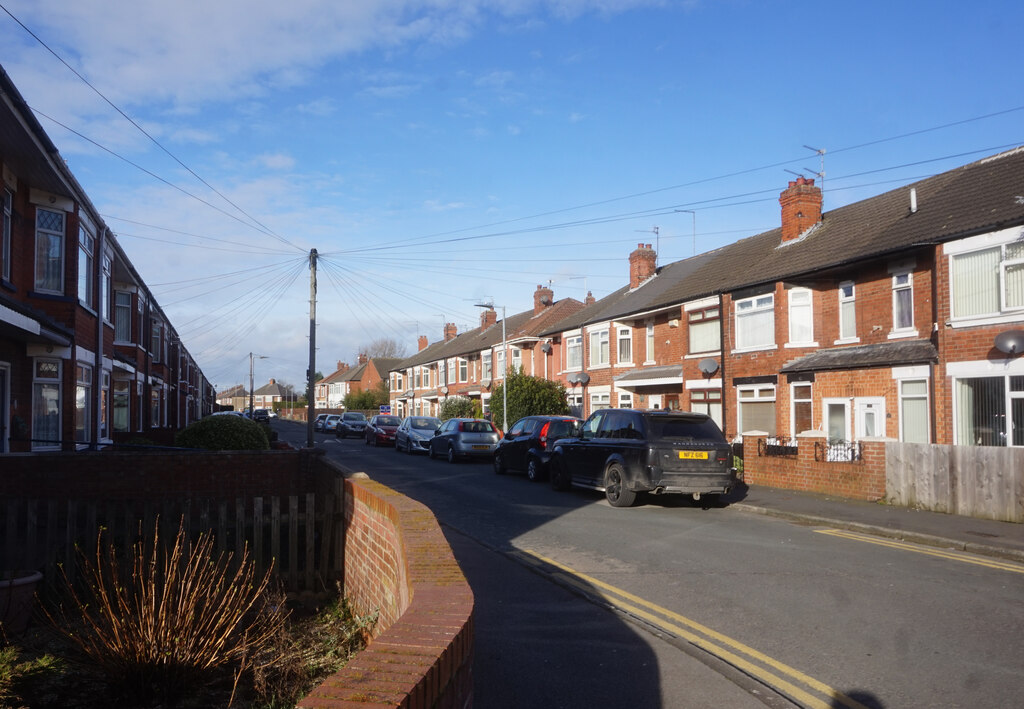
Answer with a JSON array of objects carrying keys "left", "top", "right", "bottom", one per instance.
[{"left": 257, "top": 153, "right": 297, "bottom": 170}]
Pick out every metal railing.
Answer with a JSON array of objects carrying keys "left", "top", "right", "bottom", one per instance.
[
  {"left": 757, "top": 436, "right": 798, "bottom": 458},
  {"left": 814, "top": 439, "right": 862, "bottom": 463}
]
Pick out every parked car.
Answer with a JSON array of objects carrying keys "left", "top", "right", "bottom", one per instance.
[
  {"left": 210, "top": 410, "right": 245, "bottom": 417},
  {"left": 548, "top": 409, "right": 737, "bottom": 508},
  {"left": 336, "top": 411, "right": 369, "bottom": 438},
  {"left": 429, "top": 418, "right": 501, "bottom": 463},
  {"left": 323, "top": 414, "right": 343, "bottom": 433},
  {"left": 395, "top": 416, "right": 442, "bottom": 454},
  {"left": 493, "top": 415, "right": 582, "bottom": 482},
  {"left": 313, "top": 413, "right": 330, "bottom": 432},
  {"left": 252, "top": 408, "right": 270, "bottom": 423},
  {"left": 365, "top": 415, "right": 402, "bottom": 446}
]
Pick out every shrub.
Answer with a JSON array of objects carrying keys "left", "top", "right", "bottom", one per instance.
[
  {"left": 174, "top": 414, "right": 270, "bottom": 450},
  {"left": 490, "top": 368, "right": 570, "bottom": 431},
  {"left": 439, "top": 396, "right": 480, "bottom": 421},
  {"left": 45, "top": 520, "right": 285, "bottom": 706},
  {"left": 343, "top": 383, "right": 390, "bottom": 411}
]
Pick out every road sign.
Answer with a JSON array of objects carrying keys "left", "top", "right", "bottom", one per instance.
[{"left": 379, "top": 405, "right": 391, "bottom": 414}]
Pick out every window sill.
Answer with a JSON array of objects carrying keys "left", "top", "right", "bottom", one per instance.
[
  {"left": 833, "top": 337, "right": 861, "bottom": 345},
  {"left": 731, "top": 344, "right": 778, "bottom": 355},
  {"left": 614, "top": 362, "right": 635, "bottom": 369},
  {"left": 947, "top": 312, "right": 1024, "bottom": 329},
  {"left": 588, "top": 363, "right": 610, "bottom": 371},
  {"left": 887, "top": 330, "right": 919, "bottom": 340},
  {"left": 784, "top": 341, "right": 819, "bottom": 349}
]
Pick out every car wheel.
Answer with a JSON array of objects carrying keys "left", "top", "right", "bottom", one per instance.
[
  {"left": 526, "top": 457, "right": 543, "bottom": 483},
  {"left": 493, "top": 453, "right": 506, "bottom": 475},
  {"left": 447, "top": 446, "right": 458, "bottom": 464},
  {"left": 604, "top": 464, "right": 637, "bottom": 508},
  {"left": 549, "top": 457, "right": 570, "bottom": 491}
]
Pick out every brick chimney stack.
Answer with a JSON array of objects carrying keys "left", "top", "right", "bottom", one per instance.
[
  {"left": 533, "top": 284, "right": 554, "bottom": 314},
  {"left": 585, "top": 291, "right": 596, "bottom": 305},
  {"left": 629, "top": 243, "right": 657, "bottom": 289},
  {"left": 480, "top": 307, "right": 497, "bottom": 329},
  {"left": 418, "top": 335, "right": 429, "bottom": 351},
  {"left": 444, "top": 322, "right": 458, "bottom": 341},
  {"left": 358, "top": 353, "right": 368, "bottom": 365},
  {"left": 779, "top": 176, "right": 822, "bottom": 243}
]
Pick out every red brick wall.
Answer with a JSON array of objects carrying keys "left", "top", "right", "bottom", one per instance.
[
  {"left": 742, "top": 433, "right": 886, "bottom": 500},
  {"left": 300, "top": 476, "right": 474, "bottom": 709}
]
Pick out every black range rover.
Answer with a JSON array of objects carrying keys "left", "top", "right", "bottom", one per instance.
[{"left": 548, "top": 408, "right": 737, "bottom": 508}]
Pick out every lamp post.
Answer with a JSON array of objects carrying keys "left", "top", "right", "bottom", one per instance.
[
  {"left": 248, "top": 352, "right": 267, "bottom": 416},
  {"left": 474, "top": 301, "right": 507, "bottom": 432},
  {"left": 676, "top": 209, "right": 696, "bottom": 256}
]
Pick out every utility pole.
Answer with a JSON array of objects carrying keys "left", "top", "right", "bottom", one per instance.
[
  {"left": 248, "top": 351, "right": 267, "bottom": 416},
  {"left": 306, "top": 248, "right": 318, "bottom": 448}
]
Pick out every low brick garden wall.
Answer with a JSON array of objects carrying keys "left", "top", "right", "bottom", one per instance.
[
  {"left": 742, "top": 431, "right": 887, "bottom": 501},
  {"left": 299, "top": 475, "right": 474, "bottom": 709}
]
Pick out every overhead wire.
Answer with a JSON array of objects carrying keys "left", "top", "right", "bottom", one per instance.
[{"left": 0, "top": 2, "right": 306, "bottom": 253}]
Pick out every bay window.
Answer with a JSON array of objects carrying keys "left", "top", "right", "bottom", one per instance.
[
  {"left": 737, "top": 384, "right": 776, "bottom": 435},
  {"left": 955, "top": 375, "right": 1023, "bottom": 447},
  {"left": 950, "top": 240, "right": 1024, "bottom": 318}
]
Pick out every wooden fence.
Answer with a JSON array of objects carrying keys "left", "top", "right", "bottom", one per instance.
[
  {"left": 2, "top": 483, "right": 345, "bottom": 595},
  {"left": 886, "top": 441, "right": 1024, "bottom": 523}
]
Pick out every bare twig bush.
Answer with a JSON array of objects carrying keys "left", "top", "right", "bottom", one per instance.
[{"left": 45, "top": 518, "right": 288, "bottom": 705}]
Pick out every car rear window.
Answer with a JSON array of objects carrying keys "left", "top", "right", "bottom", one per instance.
[
  {"left": 410, "top": 418, "right": 438, "bottom": 429},
  {"left": 343, "top": 412, "right": 366, "bottom": 421},
  {"left": 545, "top": 420, "right": 578, "bottom": 438},
  {"left": 646, "top": 416, "right": 726, "bottom": 443},
  {"left": 378, "top": 416, "right": 401, "bottom": 426},
  {"left": 462, "top": 421, "right": 495, "bottom": 433}
]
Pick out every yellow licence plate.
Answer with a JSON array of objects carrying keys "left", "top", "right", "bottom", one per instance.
[
  {"left": 472, "top": 445, "right": 489, "bottom": 450},
  {"left": 678, "top": 451, "right": 708, "bottom": 460}
]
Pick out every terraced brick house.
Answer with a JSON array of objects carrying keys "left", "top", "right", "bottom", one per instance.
[{"left": 0, "top": 64, "right": 213, "bottom": 452}]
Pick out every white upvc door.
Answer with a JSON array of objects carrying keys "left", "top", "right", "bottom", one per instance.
[{"left": 854, "top": 397, "right": 886, "bottom": 439}]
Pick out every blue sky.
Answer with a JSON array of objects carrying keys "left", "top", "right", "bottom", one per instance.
[{"left": 2, "top": 0, "right": 1022, "bottom": 392}]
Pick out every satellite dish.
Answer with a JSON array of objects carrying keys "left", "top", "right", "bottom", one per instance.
[
  {"left": 540, "top": 342, "right": 552, "bottom": 353},
  {"left": 697, "top": 358, "right": 719, "bottom": 376},
  {"left": 994, "top": 330, "right": 1024, "bottom": 355}
]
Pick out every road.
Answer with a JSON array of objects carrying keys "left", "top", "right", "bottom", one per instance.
[{"left": 276, "top": 422, "right": 1024, "bottom": 708}]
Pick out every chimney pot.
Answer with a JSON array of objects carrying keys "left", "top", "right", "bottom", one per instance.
[{"left": 779, "top": 177, "right": 822, "bottom": 243}]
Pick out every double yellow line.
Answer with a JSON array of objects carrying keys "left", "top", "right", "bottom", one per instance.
[
  {"left": 815, "top": 529, "right": 1024, "bottom": 573},
  {"left": 513, "top": 549, "right": 871, "bottom": 709}
]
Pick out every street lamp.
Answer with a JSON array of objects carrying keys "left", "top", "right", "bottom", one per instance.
[
  {"left": 249, "top": 352, "right": 268, "bottom": 416},
  {"left": 474, "top": 301, "right": 507, "bottom": 432}
]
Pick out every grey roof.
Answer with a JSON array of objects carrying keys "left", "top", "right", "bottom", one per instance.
[
  {"left": 543, "top": 146, "right": 1024, "bottom": 335},
  {"left": 780, "top": 340, "right": 938, "bottom": 373},
  {"left": 613, "top": 364, "right": 684, "bottom": 383},
  {"left": 390, "top": 299, "right": 583, "bottom": 372}
]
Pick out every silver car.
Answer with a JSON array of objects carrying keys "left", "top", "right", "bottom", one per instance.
[
  {"left": 428, "top": 418, "right": 500, "bottom": 463},
  {"left": 396, "top": 416, "right": 442, "bottom": 454}
]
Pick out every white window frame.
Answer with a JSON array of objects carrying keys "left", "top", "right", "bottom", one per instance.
[
  {"left": 496, "top": 348, "right": 506, "bottom": 379},
  {"left": 836, "top": 281, "right": 858, "bottom": 343},
  {"left": 897, "top": 378, "right": 930, "bottom": 443},
  {"left": 78, "top": 217, "right": 95, "bottom": 308},
  {"left": 790, "top": 382, "right": 813, "bottom": 437},
  {"left": 734, "top": 293, "right": 776, "bottom": 351},
  {"left": 34, "top": 207, "right": 65, "bottom": 294},
  {"left": 687, "top": 305, "right": 721, "bottom": 355},
  {"left": 618, "top": 391, "right": 633, "bottom": 409},
  {"left": 458, "top": 357, "right": 468, "bottom": 383},
  {"left": 75, "top": 362, "right": 93, "bottom": 445},
  {"left": 589, "top": 327, "right": 610, "bottom": 368},
  {"left": 737, "top": 383, "right": 777, "bottom": 436},
  {"left": 481, "top": 351, "right": 492, "bottom": 380},
  {"left": 566, "top": 333, "right": 582, "bottom": 371},
  {"left": 947, "top": 232, "right": 1024, "bottom": 323},
  {"left": 32, "top": 358, "right": 62, "bottom": 451},
  {"left": 645, "top": 320, "right": 656, "bottom": 364},
  {"left": 786, "top": 288, "right": 816, "bottom": 347},
  {"left": 616, "top": 326, "right": 633, "bottom": 366},
  {"left": 889, "top": 269, "right": 916, "bottom": 337},
  {"left": 1, "top": 187, "right": 11, "bottom": 281}
]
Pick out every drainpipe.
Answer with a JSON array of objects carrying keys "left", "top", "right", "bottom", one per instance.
[{"left": 93, "top": 226, "right": 106, "bottom": 450}]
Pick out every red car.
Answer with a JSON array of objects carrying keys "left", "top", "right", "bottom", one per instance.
[{"left": 364, "top": 415, "right": 403, "bottom": 446}]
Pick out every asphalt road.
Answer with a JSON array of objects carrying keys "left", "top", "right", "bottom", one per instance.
[{"left": 278, "top": 422, "right": 1024, "bottom": 709}]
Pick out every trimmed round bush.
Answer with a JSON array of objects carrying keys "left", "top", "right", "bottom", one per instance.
[{"left": 175, "top": 414, "right": 270, "bottom": 451}]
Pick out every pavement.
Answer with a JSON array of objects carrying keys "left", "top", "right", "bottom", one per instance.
[{"left": 728, "top": 483, "right": 1024, "bottom": 564}]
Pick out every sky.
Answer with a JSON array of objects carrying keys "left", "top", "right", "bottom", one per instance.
[{"left": 1, "top": 0, "right": 1022, "bottom": 394}]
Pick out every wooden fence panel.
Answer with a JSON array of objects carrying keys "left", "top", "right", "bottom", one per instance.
[
  {"left": 886, "top": 442, "right": 1024, "bottom": 522},
  {"left": 0, "top": 494, "right": 342, "bottom": 594}
]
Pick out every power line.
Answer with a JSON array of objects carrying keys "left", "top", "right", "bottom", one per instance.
[{"left": 0, "top": 1, "right": 305, "bottom": 253}]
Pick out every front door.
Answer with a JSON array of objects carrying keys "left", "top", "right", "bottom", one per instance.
[{"left": 855, "top": 398, "right": 886, "bottom": 439}]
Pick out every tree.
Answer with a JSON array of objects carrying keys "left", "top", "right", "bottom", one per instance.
[
  {"left": 343, "top": 382, "right": 390, "bottom": 411},
  {"left": 489, "top": 368, "right": 570, "bottom": 431},
  {"left": 439, "top": 396, "right": 480, "bottom": 421},
  {"left": 359, "top": 337, "right": 408, "bottom": 360}
]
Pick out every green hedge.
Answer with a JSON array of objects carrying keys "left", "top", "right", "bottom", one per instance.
[{"left": 175, "top": 415, "right": 270, "bottom": 451}]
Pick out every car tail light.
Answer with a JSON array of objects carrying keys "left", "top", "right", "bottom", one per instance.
[{"left": 538, "top": 421, "right": 551, "bottom": 449}]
